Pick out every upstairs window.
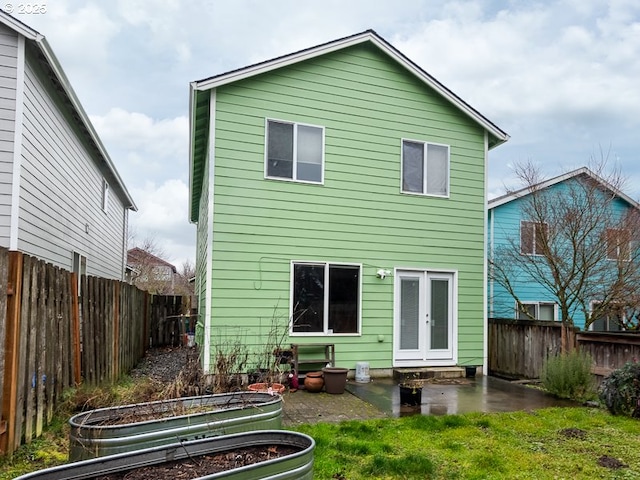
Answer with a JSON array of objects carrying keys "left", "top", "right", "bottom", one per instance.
[
  {"left": 520, "top": 221, "right": 548, "bottom": 255},
  {"left": 402, "top": 140, "right": 449, "bottom": 196},
  {"left": 101, "top": 178, "right": 109, "bottom": 212},
  {"left": 266, "top": 119, "right": 324, "bottom": 183},
  {"left": 291, "top": 262, "right": 360, "bottom": 335},
  {"left": 606, "top": 228, "right": 630, "bottom": 260}
]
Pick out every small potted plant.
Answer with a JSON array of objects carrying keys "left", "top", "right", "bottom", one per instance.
[{"left": 398, "top": 373, "right": 423, "bottom": 407}]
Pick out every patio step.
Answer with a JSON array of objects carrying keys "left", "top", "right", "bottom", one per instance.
[{"left": 392, "top": 367, "right": 465, "bottom": 383}]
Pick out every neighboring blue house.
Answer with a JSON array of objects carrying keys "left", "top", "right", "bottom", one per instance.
[{"left": 487, "top": 167, "right": 640, "bottom": 331}]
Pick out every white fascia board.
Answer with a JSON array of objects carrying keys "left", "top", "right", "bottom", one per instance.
[{"left": 489, "top": 166, "right": 640, "bottom": 211}]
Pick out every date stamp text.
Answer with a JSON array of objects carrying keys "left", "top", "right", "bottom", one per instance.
[{"left": 4, "top": 3, "right": 47, "bottom": 14}]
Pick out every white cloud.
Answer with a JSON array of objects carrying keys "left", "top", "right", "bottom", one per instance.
[
  {"left": 89, "top": 108, "right": 189, "bottom": 181},
  {"left": 14, "top": 0, "right": 640, "bottom": 266},
  {"left": 129, "top": 179, "right": 194, "bottom": 266}
]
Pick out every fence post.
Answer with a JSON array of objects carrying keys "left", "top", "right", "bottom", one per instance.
[
  {"left": 70, "top": 273, "right": 81, "bottom": 386},
  {"left": 1, "top": 252, "right": 23, "bottom": 455}
]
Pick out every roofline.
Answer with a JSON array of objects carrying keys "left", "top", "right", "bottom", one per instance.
[
  {"left": 188, "top": 81, "right": 198, "bottom": 222},
  {"left": 489, "top": 167, "right": 640, "bottom": 210},
  {"left": 191, "top": 29, "right": 509, "bottom": 147},
  {"left": 1, "top": 10, "right": 137, "bottom": 211}
]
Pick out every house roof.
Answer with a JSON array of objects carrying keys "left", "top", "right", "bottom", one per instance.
[
  {"left": 488, "top": 167, "right": 640, "bottom": 210},
  {"left": 0, "top": 10, "right": 137, "bottom": 211},
  {"left": 188, "top": 29, "right": 509, "bottom": 222},
  {"left": 127, "top": 247, "right": 177, "bottom": 273}
]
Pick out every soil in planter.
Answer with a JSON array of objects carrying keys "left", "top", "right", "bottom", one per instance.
[
  {"left": 94, "top": 445, "right": 300, "bottom": 480},
  {"left": 87, "top": 403, "right": 221, "bottom": 427}
]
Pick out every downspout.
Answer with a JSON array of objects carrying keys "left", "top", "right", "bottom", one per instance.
[
  {"left": 9, "top": 35, "right": 25, "bottom": 250},
  {"left": 482, "top": 131, "right": 489, "bottom": 374}
]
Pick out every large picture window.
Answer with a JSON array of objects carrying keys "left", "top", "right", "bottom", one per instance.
[
  {"left": 266, "top": 119, "right": 324, "bottom": 183},
  {"left": 401, "top": 140, "right": 449, "bottom": 196},
  {"left": 292, "top": 262, "right": 360, "bottom": 334}
]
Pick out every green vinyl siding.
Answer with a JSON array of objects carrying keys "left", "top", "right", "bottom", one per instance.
[{"left": 202, "top": 43, "right": 487, "bottom": 369}]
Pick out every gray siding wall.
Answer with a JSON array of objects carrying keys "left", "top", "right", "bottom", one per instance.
[
  {"left": 16, "top": 44, "right": 127, "bottom": 279},
  {"left": 0, "top": 23, "right": 17, "bottom": 247}
]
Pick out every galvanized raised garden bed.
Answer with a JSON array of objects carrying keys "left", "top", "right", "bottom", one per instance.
[
  {"left": 69, "top": 391, "right": 282, "bottom": 461},
  {"left": 16, "top": 430, "right": 315, "bottom": 480}
]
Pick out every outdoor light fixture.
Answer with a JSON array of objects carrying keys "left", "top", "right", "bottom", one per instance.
[{"left": 376, "top": 269, "right": 390, "bottom": 279}]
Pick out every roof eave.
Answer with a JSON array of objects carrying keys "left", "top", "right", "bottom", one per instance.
[
  {"left": 191, "top": 30, "right": 509, "bottom": 145},
  {"left": 1, "top": 9, "right": 138, "bottom": 212}
]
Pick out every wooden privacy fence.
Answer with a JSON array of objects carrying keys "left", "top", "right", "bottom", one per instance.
[
  {"left": 489, "top": 318, "right": 640, "bottom": 380},
  {"left": 0, "top": 249, "right": 190, "bottom": 455}
]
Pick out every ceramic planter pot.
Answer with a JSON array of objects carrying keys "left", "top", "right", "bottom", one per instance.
[
  {"left": 303, "top": 371, "right": 324, "bottom": 392},
  {"left": 16, "top": 430, "right": 315, "bottom": 480},
  {"left": 69, "top": 391, "right": 282, "bottom": 461},
  {"left": 322, "top": 367, "right": 349, "bottom": 394}
]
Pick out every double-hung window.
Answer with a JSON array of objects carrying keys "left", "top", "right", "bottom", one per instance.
[
  {"left": 520, "top": 221, "right": 547, "bottom": 255},
  {"left": 266, "top": 119, "right": 324, "bottom": 183},
  {"left": 291, "top": 262, "right": 360, "bottom": 335},
  {"left": 606, "top": 228, "right": 630, "bottom": 260},
  {"left": 401, "top": 140, "right": 449, "bottom": 196}
]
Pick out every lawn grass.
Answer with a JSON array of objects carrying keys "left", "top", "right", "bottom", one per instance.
[
  {"left": 293, "top": 407, "right": 640, "bottom": 479},
  {"left": 1, "top": 406, "right": 638, "bottom": 479}
]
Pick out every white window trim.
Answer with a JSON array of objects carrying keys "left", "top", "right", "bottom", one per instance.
[
  {"left": 264, "top": 118, "right": 325, "bottom": 185},
  {"left": 520, "top": 220, "right": 547, "bottom": 256},
  {"left": 589, "top": 300, "right": 626, "bottom": 332},
  {"left": 400, "top": 138, "right": 450, "bottom": 198},
  {"left": 102, "top": 178, "right": 109, "bottom": 213},
  {"left": 605, "top": 227, "right": 631, "bottom": 261},
  {"left": 289, "top": 260, "right": 362, "bottom": 337},
  {"left": 515, "top": 301, "right": 557, "bottom": 321}
]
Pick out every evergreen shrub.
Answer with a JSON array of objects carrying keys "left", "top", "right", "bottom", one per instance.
[
  {"left": 540, "top": 350, "right": 594, "bottom": 401},
  {"left": 598, "top": 360, "right": 640, "bottom": 418}
]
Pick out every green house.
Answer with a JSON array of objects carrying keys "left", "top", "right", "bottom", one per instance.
[{"left": 189, "top": 30, "right": 508, "bottom": 378}]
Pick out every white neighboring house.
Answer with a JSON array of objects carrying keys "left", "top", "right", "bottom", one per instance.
[{"left": 0, "top": 11, "right": 136, "bottom": 280}]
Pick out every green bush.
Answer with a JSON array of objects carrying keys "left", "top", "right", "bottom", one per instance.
[
  {"left": 540, "top": 350, "right": 595, "bottom": 401},
  {"left": 598, "top": 360, "right": 640, "bottom": 417}
]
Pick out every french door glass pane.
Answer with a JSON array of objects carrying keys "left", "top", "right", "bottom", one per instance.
[
  {"left": 297, "top": 125, "right": 323, "bottom": 182},
  {"left": 328, "top": 265, "right": 359, "bottom": 333},
  {"left": 267, "top": 121, "right": 293, "bottom": 178},
  {"left": 430, "top": 279, "right": 449, "bottom": 349},
  {"left": 292, "top": 264, "right": 324, "bottom": 332},
  {"left": 426, "top": 144, "right": 448, "bottom": 195},
  {"left": 402, "top": 141, "right": 424, "bottom": 193},
  {"left": 400, "top": 278, "right": 420, "bottom": 349}
]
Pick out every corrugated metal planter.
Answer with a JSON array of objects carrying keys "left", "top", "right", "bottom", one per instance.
[
  {"left": 69, "top": 391, "right": 282, "bottom": 461},
  {"left": 16, "top": 430, "right": 315, "bottom": 480}
]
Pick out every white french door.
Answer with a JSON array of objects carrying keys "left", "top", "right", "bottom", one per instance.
[{"left": 394, "top": 270, "right": 455, "bottom": 364}]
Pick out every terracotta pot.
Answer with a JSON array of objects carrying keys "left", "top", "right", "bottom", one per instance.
[
  {"left": 247, "top": 383, "right": 286, "bottom": 394},
  {"left": 303, "top": 372, "right": 324, "bottom": 393}
]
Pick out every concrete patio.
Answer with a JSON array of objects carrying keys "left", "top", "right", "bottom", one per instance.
[{"left": 281, "top": 375, "right": 580, "bottom": 426}]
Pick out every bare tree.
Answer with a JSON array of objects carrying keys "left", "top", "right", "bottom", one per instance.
[
  {"left": 173, "top": 259, "right": 196, "bottom": 297},
  {"left": 128, "top": 236, "right": 177, "bottom": 295},
  {"left": 489, "top": 159, "right": 640, "bottom": 348}
]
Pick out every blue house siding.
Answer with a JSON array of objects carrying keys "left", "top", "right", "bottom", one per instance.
[{"left": 488, "top": 170, "right": 639, "bottom": 330}]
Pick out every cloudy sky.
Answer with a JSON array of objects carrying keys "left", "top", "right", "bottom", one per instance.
[{"left": 11, "top": 0, "right": 640, "bottom": 267}]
